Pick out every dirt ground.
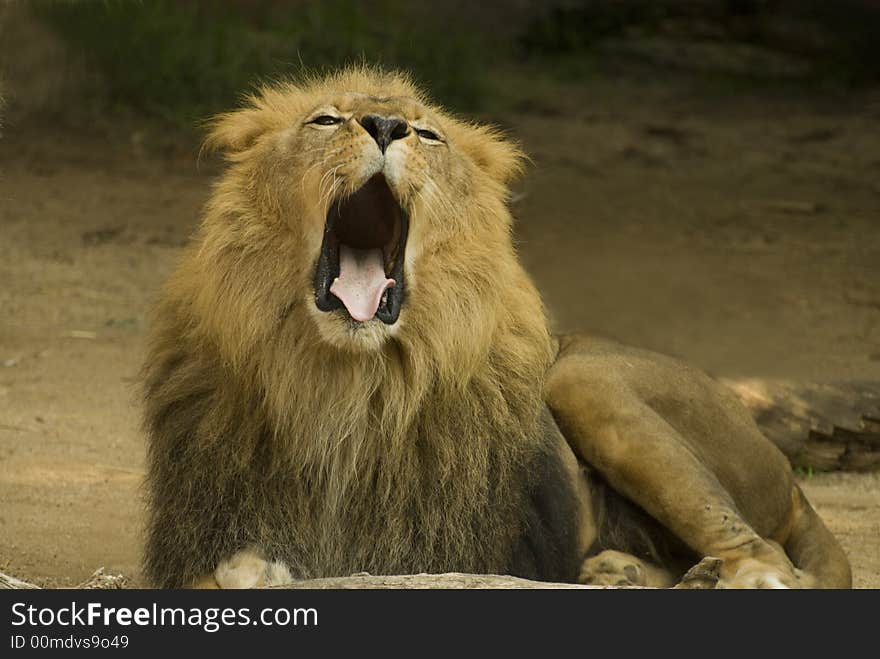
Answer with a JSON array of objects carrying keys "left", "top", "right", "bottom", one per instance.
[{"left": 1, "top": 78, "right": 879, "bottom": 588}]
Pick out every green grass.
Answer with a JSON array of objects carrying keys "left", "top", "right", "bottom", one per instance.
[
  {"left": 35, "top": 0, "right": 497, "bottom": 126},
  {"left": 33, "top": 1, "right": 880, "bottom": 130},
  {"left": 794, "top": 465, "right": 816, "bottom": 480}
]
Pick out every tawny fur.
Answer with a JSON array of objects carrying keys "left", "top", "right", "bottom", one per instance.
[{"left": 142, "top": 67, "right": 556, "bottom": 587}]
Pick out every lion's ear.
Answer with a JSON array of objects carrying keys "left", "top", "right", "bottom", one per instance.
[
  {"left": 203, "top": 104, "right": 270, "bottom": 155},
  {"left": 462, "top": 125, "right": 527, "bottom": 185}
]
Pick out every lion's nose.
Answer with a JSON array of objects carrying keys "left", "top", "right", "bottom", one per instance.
[{"left": 359, "top": 114, "right": 409, "bottom": 153}]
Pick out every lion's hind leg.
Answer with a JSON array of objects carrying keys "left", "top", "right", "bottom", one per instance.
[
  {"left": 546, "top": 343, "right": 818, "bottom": 589},
  {"left": 781, "top": 485, "right": 851, "bottom": 589}
]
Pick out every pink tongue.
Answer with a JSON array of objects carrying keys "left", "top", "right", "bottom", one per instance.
[{"left": 330, "top": 245, "right": 396, "bottom": 322}]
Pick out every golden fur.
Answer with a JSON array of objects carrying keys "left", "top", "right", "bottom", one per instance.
[{"left": 142, "top": 68, "right": 559, "bottom": 586}]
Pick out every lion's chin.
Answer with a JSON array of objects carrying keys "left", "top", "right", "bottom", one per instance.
[
  {"left": 313, "top": 173, "right": 409, "bottom": 326},
  {"left": 308, "top": 303, "right": 399, "bottom": 352}
]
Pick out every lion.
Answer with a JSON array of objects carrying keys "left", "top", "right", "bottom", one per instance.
[{"left": 142, "top": 67, "right": 851, "bottom": 589}]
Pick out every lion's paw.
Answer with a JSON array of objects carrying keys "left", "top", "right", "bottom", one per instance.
[
  {"left": 214, "top": 549, "right": 292, "bottom": 589},
  {"left": 716, "top": 557, "right": 816, "bottom": 589},
  {"left": 579, "top": 550, "right": 674, "bottom": 588}
]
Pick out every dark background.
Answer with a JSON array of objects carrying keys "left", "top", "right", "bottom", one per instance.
[
  {"left": 0, "top": 1, "right": 878, "bottom": 587},
  {"left": 8, "top": 1, "right": 880, "bottom": 125}
]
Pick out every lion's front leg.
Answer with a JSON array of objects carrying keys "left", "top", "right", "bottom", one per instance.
[
  {"left": 192, "top": 549, "right": 293, "bottom": 589},
  {"left": 714, "top": 540, "right": 816, "bottom": 589}
]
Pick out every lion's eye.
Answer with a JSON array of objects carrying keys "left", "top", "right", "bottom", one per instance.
[
  {"left": 310, "top": 115, "right": 342, "bottom": 126},
  {"left": 416, "top": 128, "right": 442, "bottom": 142}
]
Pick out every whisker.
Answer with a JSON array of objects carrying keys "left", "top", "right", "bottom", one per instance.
[{"left": 298, "top": 147, "right": 344, "bottom": 198}]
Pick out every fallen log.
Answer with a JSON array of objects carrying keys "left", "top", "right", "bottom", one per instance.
[
  {"left": 0, "top": 571, "right": 39, "bottom": 589},
  {"left": 723, "top": 379, "right": 880, "bottom": 472},
  {"left": 0, "top": 568, "right": 127, "bottom": 590},
  {"left": 272, "top": 559, "right": 722, "bottom": 589},
  {"left": 274, "top": 573, "right": 598, "bottom": 589},
  {"left": 0, "top": 559, "right": 724, "bottom": 590}
]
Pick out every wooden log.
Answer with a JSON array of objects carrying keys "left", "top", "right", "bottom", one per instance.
[
  {"left": 0, "top": 568, "right": 128, "bottom": 590},
  {"left": 722, "top": 378, "right": 880, "bottom": 471},
  {"left": 272, "top": 573, "right": 601, "bottom": 589},
  {"left": 841, "top": 444, "right": 880, "bottom": 471},
  {"left": 77, "top": 567, "right": 128, "bottom": 589},
  {"left": 0, "top": 571, "right": 39, "bottom": 589},
  {"left": 0, "top": 570, "right": 615, "bottom": 590},
  {"left": 791, "top": 439, "right": 846, "bottom": 472},
  {"left": 673, "top": 557, "right": 722, "bottom": 590},
  {"left": 0, "top": 568, "right": 722, "bottom": 590}
]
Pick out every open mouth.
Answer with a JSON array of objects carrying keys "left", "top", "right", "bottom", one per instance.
[{"left": 314, "top": 174, "right": 408, "bottom": 324}]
